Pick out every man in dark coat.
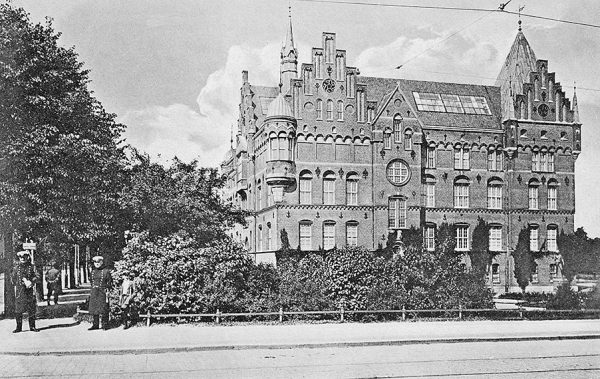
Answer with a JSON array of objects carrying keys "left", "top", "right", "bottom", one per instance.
[
  {"left": 11, "top": 251, "right": 40, "bottom": 333},
  {"left": 88, "top": 255, "right": 112, "bottom": 330},
  {"left": 45, "top": 263, "right": 61, "bottom": 305}
]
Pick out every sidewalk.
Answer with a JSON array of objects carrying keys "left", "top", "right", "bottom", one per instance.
[{"left": 1, "top": 318, "right": 600, "bottom": 355}]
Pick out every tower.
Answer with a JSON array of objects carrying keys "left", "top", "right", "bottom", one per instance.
[{"left": 280, "top": 8, "right": 298, "bottom": 95}]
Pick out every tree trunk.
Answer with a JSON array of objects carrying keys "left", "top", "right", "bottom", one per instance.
[{"left": 3, "top": 230, "right": 15, "bottom": 317}]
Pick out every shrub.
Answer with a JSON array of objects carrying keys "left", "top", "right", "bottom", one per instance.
[{"left": 547, "top": 283, "right": 581, "bottom": 310}]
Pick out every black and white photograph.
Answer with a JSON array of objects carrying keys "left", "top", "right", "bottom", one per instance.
[{"left": 1, "top": 0, "right": 599, "bottom": 377}]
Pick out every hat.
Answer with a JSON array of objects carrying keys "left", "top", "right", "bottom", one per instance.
[
  {"left": 92, "top": 255, "right": 104, "bottom": 262},
  {"left": 16, "top": 251, "right": 30, "bottom": 258}
]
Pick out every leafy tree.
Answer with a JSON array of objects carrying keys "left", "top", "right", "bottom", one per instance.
[
  {"left": 469, "top": 218, "right": 490, "bottom": 276},
  {"left": 512, "top": 227, "right": 533, "bottom": 292},
  {"left": 277, "top": 254, "right": 334, "bottom": 311},
  {"left": 119, "top": 150, "right": 246, "bottom": 245},
  {"left": 0, "top": 5, "right": 127, "bottom": 263},
  {"left": 558, "top": 228, "right": 599, "bottom": 283}
]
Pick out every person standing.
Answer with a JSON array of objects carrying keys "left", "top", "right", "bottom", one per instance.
[
  {"left": 11, "top": 251, "right": 40, "bottom": 333},
  {"left": 88, "top": 255, "right": 112, "bottom": 330},
  {"left": 45, "top": 263, "right": 61, "bottom": 305},
  {"left": 119, "top": 271, "right": 137, "bottom": 329}
]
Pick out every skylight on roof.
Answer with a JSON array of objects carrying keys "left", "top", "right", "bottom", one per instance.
[{"left": 413, "top": 92, "right": 491, "bottom": 115}]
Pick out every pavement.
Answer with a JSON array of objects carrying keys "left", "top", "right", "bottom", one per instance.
[{"left": 1, "top": 318, "right": 600, "bottom": 356}]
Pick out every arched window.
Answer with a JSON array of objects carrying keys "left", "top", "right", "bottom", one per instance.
[
  {"left": 528, "top": 179, "right": 540, "bottom": 210},
  {"left": 326, "top": 99, "right": 334, "bottom": 120},
  {"left": 383, "top": 130, "right": 392, "bottom": 149},
  {"left": 278, "top": 134, "right": 289, "bottom": 160},
  {"left": 323, "top": 171, "right": 336, "bottom": 205},
  {"left": 393, "top": 115, "right": 402, "bottom": 142},
  {"left": 547, "top": 225, "right": 558, "bottom": 252},
  {"left": 299, "top": 221, "right": 312, "bottom": 251},
  {"left": 299, "top": 171, "right": 313, "bottom": 205},
  {"left": 404, "top": 128, "right": 413, "bottom": 150},
  {"left": 530, "top": 224, "right": 539, "bottom": 252},
  {"left": 323, "top": 221, "right": 336, "bottom": 250},
  {"left": 346, "top": 221, "right": 358, "bottom": 246},
  {"left": 346, "top": 173, "right": 359, "bottom": 205},
  {"left": 487, "top": 148, "right": 503, "bottom": 171},
  {"left": 487, "top": 178, "right": 503, "bottom": 209},
  {"left": 547, "top": 179, "right": 558, "bottom": 210},
  {"left": 258, "top": 224, "right": 263, "bottom": 252},
  {"left": 267, "top": 222, "right": 273, "bottom": 250},
  {"left": 424, "top": 175, "right": 436, "bottom": 208},
  {"left": 316, "top": 99, "right": 323, "bottom": 120},
  {"left": 337, "top": 100, "right": 344, "bottom": 121},
  {"left": 454, "top": 177, "right": 470, "bottom": 208}
]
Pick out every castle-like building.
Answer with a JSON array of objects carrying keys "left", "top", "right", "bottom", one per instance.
[{"left": 221, "top": 18, "right": 581, "bottom": 293}]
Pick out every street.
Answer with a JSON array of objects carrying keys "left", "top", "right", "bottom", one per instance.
[{"left": 1, "top": 339, "right": 599, "bottom": 378}]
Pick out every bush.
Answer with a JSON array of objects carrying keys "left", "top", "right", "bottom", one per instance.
[{"left": 547, "top": 283, "right": 582, "bottom": 310}]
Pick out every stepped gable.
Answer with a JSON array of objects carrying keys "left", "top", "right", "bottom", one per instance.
[
  {"left": 361, "top": 76, "right": 502, "bottom": 129},
  {"left": 496, "top": 30, "right": 538, "bottom": 120}
]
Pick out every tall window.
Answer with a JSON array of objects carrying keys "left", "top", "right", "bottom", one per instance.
[
  {"left": 528, "top": 183, "right": 539, "bottom": 210},
  {"left": 299, "top": 221, "right": 312, "bottom": 251},
  {"left": 489, "top": 226, "right": 502, "bottom": 251},
  {"left": 547, "top": 184, "right": 557, "bottom": 210},
  {"left": 258, "top": 225, "right": 263, "bottom": 252},
  {"left": 267, "top": 187, "right": 273, "bottom": 206},
  {"left": 279, "top": 136, "right": 288, "bottom": 160},
  {"left": 424, "top": 226, "right": 435, "bottom": 251},
  {"left": 323, "top": 172, "right": 336, "bottom": 205},
  {"left": 547, "top": 225, "right": 558, "bottom": 252},
  {"left": 299, "top": 172, "right": 312, "bottom": 205},
  {"left": 454, "top": 146, "right": 470, "bottom": 170},
  {"left": 456, "top": 225, "right": 469, "bottom": 251},
  {"left": 530, "top": 226, "right": 539, "bottom": 252},
  {"left": 346, "top": 222, "right": 358, "bottom": 246},
  {"left": 267, "top": 223, "right": 273, "bottom": 250},
  {"left": 426, "top": 147, "right": 436, "bottom": 168},
  {"left": 393, "top": 116, "right": 402, "bottom": 142},
  {"left": 425, "top": 182, "right": 435, "bottom": 208},
  {"left": 323, "top": 221, "right": 336, "bottom": 250},
  {"left": 487, "top": 183, "right": 503, "bottom": 209},
  {"left": 454, "top": 181, "right": 469, "bottom": 208},
  {"left": 316, "top": 99, "right": 323, "bottom": 120},
  {"left": 257, "top": 184, "right": 262, "bottom": 210},
  {"left": 384, "top": 132, "right": 391, "bottom": 149},
  {"left": 404, "top": 129, "right": 413, "bottom": 150},
  {"left": 326, "top": 99, "right": 334, "bottom": 120},
  {"left": 531, "top": 262, "right": 539, "bottom": 283},
  {"left": 346, "top": 174, "right": 359, "bottom": 205},
  {"left": 487, "top": 150, "right": 503, "bottom": 171},
  {"left": 549, "top": 263, "right": 558, "bottom": 281},
  {"left": 491, "top": 263, "right": 500, "bottom": 284},
  {"left": 532, "top": 151, "right": 555, "bottom": 172},
  {"left": 337, "top": 100, "right": 344, "bottom": 121},
  {"left": 388, "top": 197, "right": 407, "bottom": 229}
]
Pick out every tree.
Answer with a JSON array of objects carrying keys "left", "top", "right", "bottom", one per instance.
[
  {"left": 119, "top": 150, "right": 247, "bottom": 245},
  {"left": 512, "top": 227, "right": 533, "bottom": 292},
  {"left": 558, "top": 228, "right": 599, "bottom": 283},
  {"left": 469, "top": 217, "right": 491, "bottom": 277},
  {"left": 0, "top": 4, "right": 127, "bottom": 264}
]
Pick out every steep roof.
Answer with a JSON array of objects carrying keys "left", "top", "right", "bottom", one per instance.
[
  {"left": 266, "top": 92, "right": 294, "bottom": 119},
  {"left": 495, "top": 31, "right": 538, "bottom": 120},
  {"left": 361, "top": 76, "right": 502, "bottom": 129}
]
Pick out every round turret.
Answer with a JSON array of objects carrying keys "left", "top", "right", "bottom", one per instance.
[{"left": 266, "top": 93, "right": 295, "bottom": 121}]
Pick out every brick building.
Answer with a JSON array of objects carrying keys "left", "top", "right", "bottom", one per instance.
[{"left": 221, "top": 19, "right": 581, "bottom": 293}]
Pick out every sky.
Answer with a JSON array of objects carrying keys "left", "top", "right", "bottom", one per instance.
[{"left": 11, "top": 0, "right": 600, "bottom": 236}]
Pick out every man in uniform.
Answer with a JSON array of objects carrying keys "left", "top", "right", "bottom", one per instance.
[
  {"left": 88, "top": 255, "right": 112, "bottom": 330},
  {"left": 11, "top": 250, "right": 40, "bottom": 333}
]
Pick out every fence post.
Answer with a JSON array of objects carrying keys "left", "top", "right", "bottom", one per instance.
[
  {"left": 340, "top": 306, "right": 345, "bottom": 322},
  {"left": 216, "top": 309, "right": 221, "bottom": 324},
  {"left": 402, "top": 305, "right": 406, "bottom": 321},
  {"left": 519, "top": 306, "right": 524, "bottom": 319},
  {"left": 146, "top": 310, "right": 151, "bottom": 327},
  {"left": 459, "top": 303, "right": 463, "bottom": 320},
  {"left": 279, "top": 307, "right": 284, "bottom": 323}
]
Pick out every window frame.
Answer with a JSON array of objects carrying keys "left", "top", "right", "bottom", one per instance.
[
  {"left": 388, "top": 197, "right": 407, "bottom": 229},
  {"left": 299, "top": 221, "right": 312, "bottom": 251},
  {"left": 323, "top": 172, "right": 336, "bottom": 205},
  {"left": 455, "top": 224, "right": 469, "bottom": 251}
]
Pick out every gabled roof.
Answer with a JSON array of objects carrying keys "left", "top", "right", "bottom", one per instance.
[
  {"left": 496, "top": 31, "right": 538, "bottom": 120},
  {"left": 361, "top": 76, "right": 502, "bottom": 129}
]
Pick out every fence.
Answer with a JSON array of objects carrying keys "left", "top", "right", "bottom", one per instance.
[{"left": 135, "top": 306, "right": 600, "bottom": 326}]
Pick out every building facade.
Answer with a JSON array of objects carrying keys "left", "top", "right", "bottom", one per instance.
[{"left": 221, "top": 20, "right": 581, "bottom": 293}]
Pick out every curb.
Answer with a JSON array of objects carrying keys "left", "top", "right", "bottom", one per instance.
[{"left": 2, "top": 334, "right": 600, "bottom": 356}]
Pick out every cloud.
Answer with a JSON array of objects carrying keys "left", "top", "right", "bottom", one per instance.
[
  {"left": 353, "top": 31, "right": 501, "bottom": 85},
  {"left": 120, "top": 42, "right": 282, "bottom": 167}
]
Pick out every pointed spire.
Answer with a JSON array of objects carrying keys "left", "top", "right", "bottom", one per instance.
[
  {"left": 280, "top": 4, "right": 298, "bottom": 95},
  {"left": 281, "top": 4, "right": 296, "bottom": 59},
  {"left": 573, "top": 84, "right": 580, "bottom": 124}
]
